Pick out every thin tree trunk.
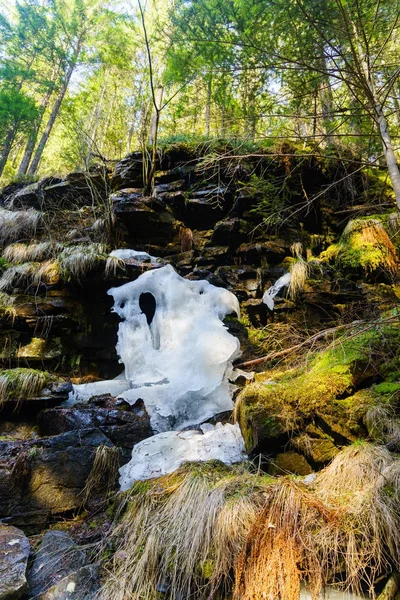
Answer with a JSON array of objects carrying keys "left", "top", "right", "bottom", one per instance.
[
  {"left": 18, "top": 66, "right": 59, "bottom": 176},
  {"left": 0, "top": 129, "right": 16, "bottom": 178},
  {"left": 28, "top": 40, "right": 82, "bottom": 176},
  {"left": 205, "top": 76, "right": 212, "bottom": 136},
  {"left": 148, "top": 86, "right": 163, "bottom": 145}
]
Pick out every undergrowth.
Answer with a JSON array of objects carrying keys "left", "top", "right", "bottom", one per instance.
[{"left": 101, "top": 445, "right": 400, "bottom": 600}]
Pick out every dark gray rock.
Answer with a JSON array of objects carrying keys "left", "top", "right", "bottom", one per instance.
[
  {"left": 36, "top": 564, "right": 100, "bottom": 600},
  {"left": 0, "top": 524, "right": 30, "bottom": 600},
  {"left": 112, "top": 152, "right": 143, "bottom": 188},
  {"left": 37, "top": 404, "right": 152, "bottom": 450},
  {"left": 28, "top": 531, "right": 86, "bottom": 598},
  {"left": 111, "top": 189, "right": 178, "bottom": 244},
  {"left": 0, "top": 428, "right": 112, "bottom": 529},
  {"left": 0, "top": 381, "right": 72, "bottom": 419},
  {"left": 211, "top": 217, "right": 251, "bottom": 245}
]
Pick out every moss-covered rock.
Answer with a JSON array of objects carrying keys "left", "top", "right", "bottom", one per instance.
[
  {"left": 321, "top": 218, "right": 399, "bottom": 281},
  {"left": 237, "top": 319, "right": 400, "bottom": 451}
]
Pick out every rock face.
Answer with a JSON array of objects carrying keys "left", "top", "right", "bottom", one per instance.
[{"left": 0, "top": 524, "right": 30, "bottom": 600}]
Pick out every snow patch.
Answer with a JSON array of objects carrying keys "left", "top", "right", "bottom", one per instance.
[
  {"left": 110, "top": 248, "right": 158, "bottom": 263},
  {"left": 262, "top": 272, "right": 291, "bottom": 310},
  {"left": 119, "top": 423, "right": 246, "bottom": 490}
]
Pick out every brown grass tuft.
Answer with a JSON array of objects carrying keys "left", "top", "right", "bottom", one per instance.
[
  {"left": 101, "top": 463, "right": 268, "bottom": 600},
  {"left": 288, "top": 259, "right": 309, "bottom": 300}
]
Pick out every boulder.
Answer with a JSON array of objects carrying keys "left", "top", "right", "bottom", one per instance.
[
  {"left": 37, "top": 403, "right": 152, "bottom": 455},
  {"left": 0, "top": 428, "right": 112, "bottom": 528},
  {"left": 111, "top": 190, "right": 178, "bottom": 244},
  {"left": 112, "top": 152, "right": 143, "bottom": 188},
  {"left": 0, "top": 524, "right": 30, "bottom": 600},
  {"left": 36, "top": 564, "right": 100, "bottom": 600},
  {"left": 28, "top": 531, "right": 86, "bottom": 598}
]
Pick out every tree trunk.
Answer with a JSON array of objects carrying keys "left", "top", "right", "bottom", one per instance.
[
  {"left": 27, "top": 40, "right": 82, "bottom": 176},
  {"left": 375, "top": 103, "right": 400, "bottom": 209},
  {"left": 205, "top": 76, "right": 212, "bottom": 136},
  {"left": 148, "top": 86, "right": 163, "bottom": 145},
  {"left": 18, "top": 67, "right": 58, "bottom": 176},
  {"left": 0, "top": 128, "right": 16, "bottom": 178}
]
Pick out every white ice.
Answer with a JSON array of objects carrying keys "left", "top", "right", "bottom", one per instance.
[
  {"left": 119, "top": 422, "right": 246, "bottom": 489},
  {"left": 109, "top": 264, "right": 241, "bottom": 432},
  {"left": 262, "top": 272, "right": 291, "bottom": 310},
  {"left": 109, "top": 248, "right": 158, "bottom": 263}
]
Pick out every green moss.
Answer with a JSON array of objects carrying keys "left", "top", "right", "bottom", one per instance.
[
  {"left": 238, "top": 320, "right": 400, "bottom": 446},
  {"left": 320, "top": 218, "right": 398, "bottom": 278},
  {"left": 0, "top": 367, "right": 57, "bottom": 403}
]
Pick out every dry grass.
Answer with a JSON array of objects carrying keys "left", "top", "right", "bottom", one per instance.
[
  {"left": 104, "top": 255, "right": 126, "bottom": 279},
  {"left": 59, "top": 243, "right": 107, "bottom": 280},
  {"left": 0, "top": 208, "right": 41, "bottom": 246},
  {"left": 0, "top": 263, "right": 39, "bottom": 292},
  {"left": 0, "top": 260, "right": 60, "bottom": 292},
  {"left": 288, "top": 259, "right": 309, "bottom": 300},
  {"left": 82, "top": 445, "right": 121, "bottom": 505},
  {"left": 101, "top": 445, "right": 400, "bottom": 600},
  {"left": 3, "top": 241, "right": 63, "bottom": 264},
  {"left": 101, "top": 463, "right": 268, "bottom": 600},
  {"left": 0, "top": 368, "right": 48, "bottom": 405},
  {"left": 236, "top": 443, "right": 400, "bottom": 600}
]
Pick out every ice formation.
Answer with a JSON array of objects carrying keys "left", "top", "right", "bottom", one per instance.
[
  {"left": 108, "top": 264, "right": 241, "bottom": 431},
  {"left": 70, "top": 261, "right": 247, "bottom": 487},
  {"left": 262, "top": 272, "right": 291, "bottom": 310},
  {"left": 109, "top": 248, "right": 158, "bottom": 263},
  {"left": 119, "top": 423, "right": 246, "bottom": 490}
]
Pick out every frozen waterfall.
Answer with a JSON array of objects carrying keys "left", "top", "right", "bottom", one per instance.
[{"left": 70, "top": 261, "right": 247, "bottom": 488}]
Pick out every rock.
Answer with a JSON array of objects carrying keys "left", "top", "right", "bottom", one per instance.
[
  {"left": 270, "top": 452, "right": 313, "bottom": 476},
  {"left": 0, "top": 428, "right": 113, "bottom": 528},
  {"left": 0, "top": 524, "right": 30, "bottom": 600},
  {"left": 0, "top": 380, "right": 73, "bottom": 418},
  {"left": 112, "top": 152, "right": 143, "bottom": 188},
  {"left": 28, "top": 531, "right": 86, "bottom": 598},
  {"left": 235, "top": 240, "right": 289, "bottom": 265},
  {"left": 36, "top": 564, "right": 100, "bottom": 600},
  {"left": 183, "top": 197, "right": 227, "bottom": 230},
  {"left": 37, "top": 404, "right": 152, "bottom": 455},
  {"left": 195, "top": 246, "right": 230, "bottom": 267},
  {"left": 211, "top": 218, "right": 251, "bottom": 245},
  {"left": 111, "top": 189, "right": 178, "bottom": 244}
]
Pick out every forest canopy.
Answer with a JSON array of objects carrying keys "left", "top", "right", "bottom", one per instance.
[{"left": 0, "top": 0, "right": 399, "bottom": 202}]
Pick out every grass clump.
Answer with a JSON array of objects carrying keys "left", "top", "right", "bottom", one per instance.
[
  {"left": 101, "top": 445, "right": 400, "bottom": 600},
  {"left": 288, "top": 258, "right": 309, "bottom": 300},
  {"left": 3, "top": 241, "right": 63, "bottom": 264},
  {"left": 101, "top": 462, "right": 269, "bottom": 600},
  {"left": 0, "top": 260, "right": 60, "bottom": 292},
  {"left": 59, "top": 243, "right": 107, "bottom": 281},
  {"left": 321, "top": 218, "right": 398, "bottom": 279},
  {"left": 0, "top": 208, "right": 41, "bottom": 246},
  {"left": 82, "top": 445, "right": 121, "bottom": 505},
  {"left": 0, "top": 367, "right": 49, "bottom": 404},
  {"left": 235, "top": 444, "right": 400, "bottom": 600}
]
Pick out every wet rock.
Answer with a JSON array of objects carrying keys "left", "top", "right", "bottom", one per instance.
[
  {"left": 36, "top": 564, "right": 100, "bottom": 600},
  {"left": 28, "top": 531, "right": 86, "bottom": 598},
  {"left": 111, "top": 190, "right": 178, "bottom": 244},
  {"left": 37, "top": 404, "right": 152, "bottom": 454},
  {"left": 0, "top": 524, "right": 30, "bottom": 600},
  {"left": 0, "top": 428, "right": 112, "bottom": 528}
]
